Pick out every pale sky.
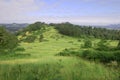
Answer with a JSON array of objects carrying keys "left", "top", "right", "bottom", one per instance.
[{"left": 0, "top": 0, "right": 120, "bottom": 25}]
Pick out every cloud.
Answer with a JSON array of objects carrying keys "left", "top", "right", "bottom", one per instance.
[
  {"left": 0, "top": 0, "right": 45, "bottom": 22},
  {"left": 0, "top": 0, "right": 120, "bottom": 25},
  {"left": 58, "top": 17, "right": 120, "bottom": 25},
  {"left": 21, "top": 16, "right": 120, "bottom": 25}
]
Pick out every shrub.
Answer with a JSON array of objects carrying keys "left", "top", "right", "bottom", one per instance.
[
  {"left": 15, "top": 47, "right": 25, "bottom": 52},
  {"left": 82, "top": 50, "right": 91, "bottom": 58},
  {"left": 117, "top": 40, "right": 120, "bottom": 50},
  {"left": 39, "top": 34, "right": 44, "bottom": 42},
  {"left": 77, "top": 39, "right": 81, "bottom": 42},
  {"left": 97, "top": 51, "right": 114, "bottom": 63},
  {"left": 113, "top": 51, "right": 120, "bottom": 62},
  {"left": 81, "top": 50, "right": 118, "bottom": 63},
  {"left": 84, "top": 40, "right": 92, "bottom": 48},
  {"left": 23, "top": 35, "right": 36, "bottom": 43},
  {"left": 57, "top": 48, "right": 80, "bottom": 56},
  {"left": 96, "top": 40, "right": 110, "bottom": 51},
  {"left": 68, "top": 41, "right": 73, "bottom": 43},
  {"left": 82, "top": 50, "right": 98, "bottom": 61}
]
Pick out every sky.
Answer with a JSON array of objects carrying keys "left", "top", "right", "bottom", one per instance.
[{"left": 0, "top": 0, "right": 120, "bottom": 25}]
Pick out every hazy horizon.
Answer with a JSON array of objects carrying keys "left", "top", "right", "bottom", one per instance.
[{"left": 0, "top": 0, "right": 120, "bottom": 25}]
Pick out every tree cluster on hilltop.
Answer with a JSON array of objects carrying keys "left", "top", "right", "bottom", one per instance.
[
  {"left": 16, "top": 22, "right": 120, "bottom": 40},
  {"left": 51, "top": 22, "right": 120, "bottom": 40},
  {"left": 16, "top": 22, "right": 47, "bottom": 35}
]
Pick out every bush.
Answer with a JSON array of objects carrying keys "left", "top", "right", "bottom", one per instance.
[
  {"left": 23, "top": 35, "right": 36, "bottom": 43},
  {"left": 97, "top": 51, "right": 114, "bottom": 63},
  {"left": 39, "top": 34, "right": 44, "bottom": 42},
  {"left": 96, "top": 40, "right": 110, "bottom": 51},
  {"left": 117, "top": 40, "right": 120, "bottom": 50},
  {"left": 82, "top": 50, "right": 91, "bottom": 58},
  {"left": 114, "top": 51, "right": 120, "bottom": 62},
  {"left": 84, "top": 40, "right": 92, "bottom": 48},
  {"left": 15, "top": 47, "right": 25, "bottom": 52},
  {"left": 81, "top": 50, "right": 120, "bottom": 64},
  {"left": 77, "top": 39, "right": 81, "bottom": 42},
  {"left": 57, "top": 48, "right": 80, "bottom": 56},
  {"left": 82, "top": 50, "right": 99, "bottom": 61}
]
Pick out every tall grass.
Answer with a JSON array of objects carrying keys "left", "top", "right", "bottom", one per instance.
[{"left": 0, "top": 59, "right": 119, "bottom": 80}]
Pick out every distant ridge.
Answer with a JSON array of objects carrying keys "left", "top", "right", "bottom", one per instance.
[
  {"left": 94, "top": 24, "right": 120, "bottom": 30},
  {"left": 106, "top": 24, "right": 120, "bottom": 30},
  {"left": 0, "top": 23, "right": 29, "bottom": 32}
]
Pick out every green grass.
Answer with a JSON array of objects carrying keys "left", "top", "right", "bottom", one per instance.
[
  {"left": 0, "top": 58, "right": 119, "bottom": 80},
  {"left": 0, "top": 27, "right": 119, "bottom": 80}
]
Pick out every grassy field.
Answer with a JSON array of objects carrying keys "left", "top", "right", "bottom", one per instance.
[{"left": 0, "top": 27, "right": 119, "bottom": 80}]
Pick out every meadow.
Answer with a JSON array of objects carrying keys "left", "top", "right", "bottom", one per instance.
[{"left": 0, "top": 26, "right": 120, "bottom": 80}]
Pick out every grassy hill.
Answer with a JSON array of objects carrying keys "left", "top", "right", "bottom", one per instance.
[{"left": 0, "top": 23, "right": 119, "bottom": 80}]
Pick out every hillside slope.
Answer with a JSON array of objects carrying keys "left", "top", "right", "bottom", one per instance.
[{"left": 0, "top": 23, "right": 119, "bottom": 80}]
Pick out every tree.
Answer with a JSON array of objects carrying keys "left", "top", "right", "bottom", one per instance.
[
  {"left": 97, "top": 40, "right": 109, "bottom": 51},
  {"left": 54, "top": 22, "right": 120, "bottom": 40},
  {"left": 117, "top": 40, "right": 120, "bottom": 49},
  {"left": 39, "top": 34, "right": 44, "bottom": 42},
  {"left": 0, "top": 27, "right": 18, "bottom": 53}
]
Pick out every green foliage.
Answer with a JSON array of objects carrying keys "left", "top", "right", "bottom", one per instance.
[
  {"left": 15, "top": 47, "right": 25, "bottom": 52},
  {"left": 21, "top": 22, "right": 47, "bottom": 32},
  {"left": 54, "top": 22, "right": 120, "bottom": 40},
  {"left": 58, "top": 47, "right": 120, "bottom": 64},
  {"left": 77, "top": 39, "right": 81, "bottom": 42},
  {"left": 23, "top": 35, "right": 36, "bottom": 43},
  {"left": 117, "top": 40, "right": 120, "bottom": 49},
  {"left": 96, "top": 40, "right": 110, "bottom": 51},
  {"left": 82, "top": 50, "right": 120, "bottom": 64},
  {"left": 82, "top": 50, "right": 92, "bottom": 58},
  {"left": 0, "top": 27, "right": 18, "bottom": 53},
  {"left": 57, "top": 48, "right": 80, "bottom": 56},
  {"left": 39, "top": 34, "right": 44, "bottom": 42},
  {"left": 114, "top": 51, "right": 120, "bottom": 62},
  {"left": 84, "top": 40, "right": 92, "bottom": 48},
  {"left": 59, "top": 48, "right": 119, "bottom": 64}
]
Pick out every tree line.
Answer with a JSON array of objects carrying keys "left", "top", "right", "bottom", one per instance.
[
  {"left": 16, "top": 22, "right": 120, "bottom": 40},
  {"left": 50, "top": 22, "right": 120, "bottom": 40}
]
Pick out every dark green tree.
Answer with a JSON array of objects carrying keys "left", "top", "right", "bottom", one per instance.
[
  {"left": 0, "top": 27, "right": 18, "bottom": 53},
  {"left": 117, "top": 40, "right": 120, "bottom": 49},
  {"left": 39, "top": 34, "right": 44, "bottom": 42},
  {"left": 97, "top": 40, "right": 109, "bottom": 51},
  {"left": 84, "top": 40, "right": 92, "bottom": 48},
  {"left": 54, "top": 22, "right": 120, "bottom": 40},
  {"left": 23, "top": 35, "right": 36, "bottom": 43}
]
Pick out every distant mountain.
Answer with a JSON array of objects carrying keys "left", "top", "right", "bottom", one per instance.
[
  {"left": 94, "top": 24, "right": 120, "bottom": 30},
  {"left": 106, "top": 24, "right": 120, "bottom": 30},
  {"left": 0, "top": 23, "right": 29, "bottom": 32}
]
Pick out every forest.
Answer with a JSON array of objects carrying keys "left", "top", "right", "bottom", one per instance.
[{"left": 53, "top": 22, "right": 120, "bottom": 40}]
